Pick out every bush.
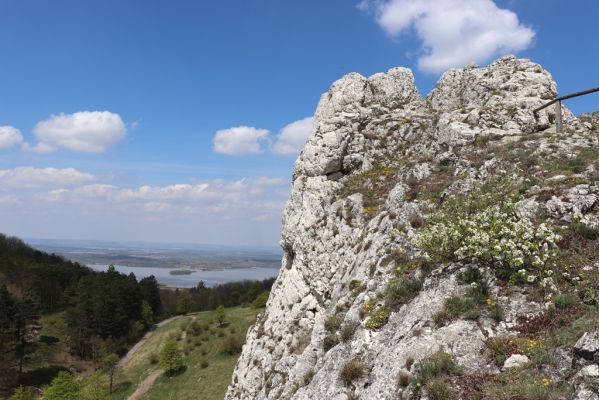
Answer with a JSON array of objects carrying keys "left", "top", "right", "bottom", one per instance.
[
  {"left": 416, "top": 352, "right": 462, "bottom": 385},
  {"left": 324, "top": 314, "right": 343, "bottom": 333},
  {"left": 303, "top": 369, "right": 315, "bottom": 385},
  {"left": 554, "top": 293, "right": 577, "bottom": 309},
  {"left": 159, "top": 336, "right": 184, "bottom": 374},
  {"left": 219, "top": 335, "right": 242, "bottom": 355},
  {"left": 340, "top": 321, "right": 359, "bottom": 342},
  {"left": 339, "top": 358, "right": 365, "bottom": 386},
  {"left": 323, "top": 334, "right": 339, "bottom": 352},
  {"left": 409, "top": 181, "right": 559, "bottom": 287},
  {"left": 42, "top": 371, "right": 82, "bottom": 400},
  {"left": 569, "top": 222, "right": 599, "bottom": 240},
  {"left": 200, "top": 359, "right": 209, "bottom": 369},
  {"left": 386, "top": 277, "right": 422, "bottom": 310},
  {"left": 365, "top": 307, "right": 390, "bottom": 330},
  {"left": 252, "top": 290, "right": 270, "bottom": 308},
  {"left": 426, "top": 378, "right": 455, "bottom": 400},
  {"left": 149, "top": 353, "right": 159, "bottom": 364}
]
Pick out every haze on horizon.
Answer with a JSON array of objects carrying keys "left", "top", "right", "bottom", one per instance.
[{"left": 0, "top": 0, "right": 597, "bottom": 247}]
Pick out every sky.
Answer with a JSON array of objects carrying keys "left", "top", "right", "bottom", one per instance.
[{"left": 0, "top": 0, "right": 597, "bottom": 247}]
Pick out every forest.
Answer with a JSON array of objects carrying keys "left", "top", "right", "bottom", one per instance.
[{"left": 0, "top": 233, "right": 273, "bottom": 397}]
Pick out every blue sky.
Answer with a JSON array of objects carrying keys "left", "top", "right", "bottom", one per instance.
[{"left": 0, "top": 0, "right": 597, "bottom": 246}]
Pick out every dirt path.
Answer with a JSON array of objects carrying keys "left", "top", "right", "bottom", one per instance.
[
  {"left": 118, "top": 315, "right": 183, "bottom": 368},
  {"left": 127, "top": 369, "right": 163, "bottom": 400},
  {"left": 124, "top": 315, "right": 195, "bottom": 400}
]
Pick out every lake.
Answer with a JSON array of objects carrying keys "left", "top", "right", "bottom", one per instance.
[{"left": 87, "top": 264, "right": 280, "bottom": 288}]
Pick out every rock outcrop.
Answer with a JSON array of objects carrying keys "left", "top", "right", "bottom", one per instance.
[{"left": 226, "top": 56, "right": 599, "bottom": 399}]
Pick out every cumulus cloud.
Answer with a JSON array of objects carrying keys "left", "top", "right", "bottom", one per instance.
[
  {"left": 360, "top": 0, "right": 535, "bottom": 73},
  {"left": 36, "top": 176, "right": 289, "bottom": 221},
  {"left": 0, "top": 126, "right": 24, "bottom": 149},
  {"left": 0, "top": 167, "right": 95, "bottom": 189},
  {"left": 213, "top": 118, "right": 313, "bottom": 157},
  {"left": 31, "top": 111, "right": 127, "bottom": 153},
  {"left": 272, "top": 117, "right": 313, "bottom": 155},
  {"left": 213, "top": 126, "right": 271, "bottom": 155}
]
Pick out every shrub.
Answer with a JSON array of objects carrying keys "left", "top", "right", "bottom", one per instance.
[
  {"left": 409, "top": 181, "right": 559, "bottom": 287},
  {"left": 386, "top": 277, "right": 422, "bottom": 310},
  {"left": 340, "top": 321, "right": 360, "bottom": 342},
  {"left": 426, "top": 378, "right": 455, "bottom": 400},
  {"left": 252, "top": 290, "right": 270, "bottom": 308},
  {"left": 569, "top": 222, "right": 599, "bottom": 240},
  {"left": 416, "top": 352, "right": 462, "bottom": 385},
  {"left": 219, "top": 335, "right": 242, "bottom": 355},
  {"left": 554, "top": 293, "right": 577, "bottom": 309},
  {"left": 339, "top": 358, "right": 365, "bottom": 386},
  {"left": 149, "top": 353, "right": 159, "bottom": 364},
  {"left": 366, "top": 307, "right": 390, "bottom": 330},
  {"left": 324, "top": 314, "right": 343, "bottom": 333},
  {"left": 323, "top": 334, "right": 339, "bottom": 352},
  {"left": 291, "top": 333, "right": 311, "bottom": 354},
  {"left": 397, "top": 371, "right": 411, "bottom": 388},
  {"left": 160, "top": 336, "right": 184, "bottom": 374},
  {"left": 200, "top": 359, "right": 209, "bottom": 369},
  {"left": 303, "top": 369, "right": 315, "bottom": 385},
  {"left": 42, "top": 371, "right": 82, "bottom": 400}
]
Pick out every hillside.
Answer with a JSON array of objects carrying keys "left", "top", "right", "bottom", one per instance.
[{"left": 226, "top": 56, "right": 599, "bottom": 399}]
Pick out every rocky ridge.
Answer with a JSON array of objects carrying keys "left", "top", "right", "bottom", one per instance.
[{"left": 226, "top": 56, "right": 599, "bottom": 400}]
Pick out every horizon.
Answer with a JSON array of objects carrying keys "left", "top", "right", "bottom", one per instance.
[{"left": 1, "top": 0, "right": 598, "bottom": 246}]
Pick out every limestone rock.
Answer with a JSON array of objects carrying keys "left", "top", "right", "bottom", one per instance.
[
  {"left": 502, "top": 354, "right": 530, "bottom": 370},
  {"left": 225, "top": 56, "right": 597, "bottom": 400},
  {"left": 574, "top": 331, "right": 599, "bottom": 361}
]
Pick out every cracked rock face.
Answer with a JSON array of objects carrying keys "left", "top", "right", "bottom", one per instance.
[{"left": 224, "top": 56, "right": 597, "bottom": 400}]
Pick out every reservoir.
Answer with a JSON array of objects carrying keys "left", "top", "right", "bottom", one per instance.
[{"left": 87, "top": 264, "right": 280, "bottom": 288}]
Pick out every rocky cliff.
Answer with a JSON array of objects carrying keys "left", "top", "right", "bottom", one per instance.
[{"left": 226, "top": 56, "right": 599, "bottom": 400}]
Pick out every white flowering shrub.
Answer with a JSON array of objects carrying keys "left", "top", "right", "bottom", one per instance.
[{"left": 409, "top": 183, "right": 560, "bottom": 286}]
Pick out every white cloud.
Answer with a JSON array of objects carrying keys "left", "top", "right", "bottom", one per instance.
[
  {"left": 31, "top": 111, "right": 127, "bottom": 153},
  {"left": 360, "top": 0, "right": 535, "bottom": 73},
  {"left": 0, "top": 126, "right": 24, "bottom": 149},
  {"left": 213, "top": 126, "right": 271, "bottom": 155},
  {"left": 0, "top": 167, "right": 95, "bottom": 189},
  {"left": 33, "top": 176, "right": 289, "bottom": 223},
  {"left": 272, "top": 117, "right": 313, "bottom": 155}
]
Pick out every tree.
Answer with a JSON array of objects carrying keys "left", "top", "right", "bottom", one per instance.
[
  {"left": 139, "top": 276, "right": 162, "bottom": 316},
  {"left": 252, "top": 291, "right": 270, "bottom": 308},
  {"left": 9, "top": 386, "right": 36, "bottom": 400},
  {"left": 176, "top": 291, "right": 193, "bottom": 315},
  {"left": 100, "top": 353, "right": 119, "bottom": 394},
  {"left": 215, "top": 305, "right": 227, "bottom": 327},
  {"left": 159, "top": 336, "right": 183, "bottom": 375},
  {"left": 14, "top": 299, "right": 39, "bottom": 380},
  {"left": 83, "top": 371, "right": 109, "bottom": 400},
  {"left": 42, "top": 371, "right": 82, "bottom": 400},
  {"left": 141, "top": 300, "right": 155, "bottom": 327}
]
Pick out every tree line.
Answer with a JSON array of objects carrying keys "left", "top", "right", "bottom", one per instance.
[{"left": 160, "top": 277, "right": 275, "bottom": 315}]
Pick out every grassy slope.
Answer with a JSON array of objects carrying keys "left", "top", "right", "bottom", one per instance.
[{"left": 112, "top": 306, "right": 261, "bottom": 400}]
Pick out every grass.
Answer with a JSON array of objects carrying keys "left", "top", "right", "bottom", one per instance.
[
  {"left": 339, "top": 358, "right": 365, "bottom": 387},
  {"left": 110, "top": 306, "right": 261, "bottom": 400}
]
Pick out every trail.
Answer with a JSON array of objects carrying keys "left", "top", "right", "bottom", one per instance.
[
  {"left": 118, "top": 315, "right": 183, "bottom": 368},
  {"left": 127, "top": 370, "right": 163, "bottom": 400},
  {"left": 125, "top": 315, "right": 195, "bottom": 400}
]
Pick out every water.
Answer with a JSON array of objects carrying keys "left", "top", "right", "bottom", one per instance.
[{"left": 87, "top": 264, "right": 279, "bottom": 288}]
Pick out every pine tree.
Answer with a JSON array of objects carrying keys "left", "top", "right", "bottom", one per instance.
[
  {"left": 159, "top": 336, "right": 184, "bottom": 375},
  {"left": 141, "top": 300, "right": 155, "bottom": 327},
  {"left": 215, "top": 305, "right": 227, "bottom": 327},
  {"left": 42, "top": 371, "right": 81, "bottom": 400},
  {"left": 176, "top": 291, "right": 193, "bottom": 315}
]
